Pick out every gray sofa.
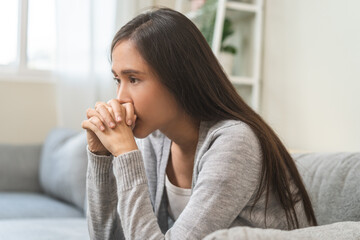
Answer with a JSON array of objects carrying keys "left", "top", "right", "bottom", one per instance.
[
  {"left": 0, "top": 128, "right": 89, "bottom": 240},
  {"left": 0, "top": 128, "right": 359, "bottom": 239},
  {"left": 205, "top": 152, "right": 360, "bottom": 239}
]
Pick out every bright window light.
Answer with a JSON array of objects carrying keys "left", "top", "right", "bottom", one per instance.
[
  {"left": 27, "top": 0, "right": 56, "bottom": 70},
  {"left": 0, "top": 0, "right": 19, "bottom": 65}
]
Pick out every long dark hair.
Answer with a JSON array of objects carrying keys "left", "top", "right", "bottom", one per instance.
[{"left": 110, "top": 8, "right": 317, "bottom": 229}]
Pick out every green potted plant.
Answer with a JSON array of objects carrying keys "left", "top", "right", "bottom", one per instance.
[
  {"left": 198, "top": 0, "right": 238, "bottom": 75},
  {"left": 218, "top": 17, "right": 237, "bottom": 75}
]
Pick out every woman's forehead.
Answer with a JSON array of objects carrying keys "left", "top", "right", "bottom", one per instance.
[{"left": 111, "top": 40, "right": 150, "bottom": 75}]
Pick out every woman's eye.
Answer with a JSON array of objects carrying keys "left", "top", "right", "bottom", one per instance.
[
  {"left": 129, "top": 76, "right": 139, "bottom": 84},
  {"left": 113, "top": 77, "right": 120, "bottom": 85}
]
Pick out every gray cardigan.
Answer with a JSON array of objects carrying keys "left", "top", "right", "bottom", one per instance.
[{"left": 86, "top": 119, "right": 310, "bottom": 240}]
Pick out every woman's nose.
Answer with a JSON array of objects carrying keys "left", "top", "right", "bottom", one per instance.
[{"left": 116, "top": 85, "right": 132, "bottom": 104}]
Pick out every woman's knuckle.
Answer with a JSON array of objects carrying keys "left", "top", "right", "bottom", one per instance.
[
  {"left": 89, "top": 116, "right": 97, "bottom": 123},
  {"left": 95, "top": 102, "right": 106, "bottom": 109},
  {"left": 122, "top": 102, "right": 130, "bottom": 107},
  {"left": 107, "top": 106, "right": 114, "bottom": 113},
  {"left": 86, "top": 108, "right": 93, "bottom": 116}
]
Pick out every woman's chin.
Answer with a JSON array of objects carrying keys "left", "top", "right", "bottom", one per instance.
[
  {"left": 132, "top": 122, "right": 147, "bottom": 139},
  {"left": 133, "top": 131, "right": 148, "bottom": 139}
]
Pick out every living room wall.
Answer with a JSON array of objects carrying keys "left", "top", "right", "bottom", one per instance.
[
  {"left": 261, "top": 0, "right": 360, "bottom": 152},
  {"left": 139, "top": 0, "right": 360, "bottom": 152},
  {"left": 1, "top": 0, "right": 359, "bottom": 152},
  {"left": 0, "top": 81, "right": 57, "bottom": 144}
]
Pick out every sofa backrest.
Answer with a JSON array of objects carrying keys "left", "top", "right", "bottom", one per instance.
[
  {"left": 0, "top": 144, "right": 42, "bottom": 192},
  {"left": 39, "top": 128, "right": 88, "bottom": 214},
  {"left": 293, "top": 152, "right": 360, "bottom": 225}
]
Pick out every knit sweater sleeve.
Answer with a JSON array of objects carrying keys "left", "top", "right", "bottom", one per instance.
[
  {"left": 112, "top": 122, "right": 263, "bottom": 239},
  {"left": 86, "top": 147, "right": 125, "bottom": 240}
]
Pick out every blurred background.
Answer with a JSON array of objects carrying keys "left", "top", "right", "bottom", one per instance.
[{"left": 0, "top": 0, "right": 359, "bottom": 152}]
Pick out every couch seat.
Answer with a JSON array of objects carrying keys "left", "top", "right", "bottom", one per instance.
[
  {"left": 0, "top": 218, "right": 88, "bottom": 240},
  {"left": 0, "top": 192, "right": 83, "bottom": 219}
]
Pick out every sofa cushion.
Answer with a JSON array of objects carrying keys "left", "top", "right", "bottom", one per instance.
[
  {"left": 0, "top": 144, "right": 42, "bottom": 192},
  {"left": 0, "top": 192, "right": 83, "bottom": 219},
  {"left": 203, "top": 221, "right": 360, "bottom": 240},
  {"left": 0, "top": 218, "right": 88, "bottom": 240},
  {"left": 293, "top": 152, "right": 360, "bottom": 225},
  {"left": 39, "top": 128, "right": 88, "bottom": 213}
]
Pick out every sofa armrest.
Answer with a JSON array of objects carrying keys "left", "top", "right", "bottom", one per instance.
[
  {"left": 204, "top": 221, "right": 360, "bottom": 240},
  {"left": 293, "top": 152, "right": 360, "bottom": 224},
  {"left": 0, "top": 144, "right": 42, "bottom": 192}
]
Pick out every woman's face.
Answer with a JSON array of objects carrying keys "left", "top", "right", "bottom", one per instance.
[{"left": 111, "top": 40, "right": 181, "bottom": 138}]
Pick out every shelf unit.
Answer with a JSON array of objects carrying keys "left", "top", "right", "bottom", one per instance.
[{"left": 175, "top": 0, "right": 264, "bottom": 112}]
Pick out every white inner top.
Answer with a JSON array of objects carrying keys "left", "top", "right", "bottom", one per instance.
[{"left": 165, "top": 174, "right": 192, "bottom": 221}]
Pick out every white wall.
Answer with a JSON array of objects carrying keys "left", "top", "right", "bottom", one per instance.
[
  {"left": 2, "top": 0, "right": 360, "bottom": 151},
  {"left": 0, "top": 81, "right": 57, "bottom": 144},
  {"left": 261, "top": 0, "right": 360, "bottom": 152}
]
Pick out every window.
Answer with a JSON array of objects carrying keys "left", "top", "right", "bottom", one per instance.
[
  {"left": 0, "top": 0, "right": 18, "bottom": 66},
  {"left": 0, "top": 0, "right": 56, "bottom": 79},
  {"left": 27, "top": 0, "right": 56, "bottom": 70}
]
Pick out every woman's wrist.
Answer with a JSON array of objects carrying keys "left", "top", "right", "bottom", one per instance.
[
  {"left": 89, "top": 148, "right": 112, "bottom": 156},
  {"left": 113, "top": 144, "right": 139, "bottom": 157}
]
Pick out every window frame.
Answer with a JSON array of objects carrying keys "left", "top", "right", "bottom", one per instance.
[{"left": 0, "top": 0, "right": 54, "bottom": 83}]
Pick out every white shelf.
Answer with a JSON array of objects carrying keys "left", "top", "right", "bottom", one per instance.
[
  {"left": 230, "top": 76, "right": 255, "bottom": 85},
  {"left": 185, "top": 2, "right": 258, "bottom": 22},
  {"left": 185, "top": 4, "right": 217, "bottom": 21},
  {"left": 226, "top": 1, "right": 259, "bottom": 13},
  {"left": 175, "top": 0, "right": 264, "bottom": 112},
  {"left": 185, "top": 9, "right": 201, "bottom": 20}
]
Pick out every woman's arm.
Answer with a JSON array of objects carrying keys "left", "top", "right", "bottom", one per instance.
[
  {"left": 82, "top": 99, "right": 140, "bottom": 239},
  {"left": 112, "top": 123, "right": 262, "bottom": 239},
  {"left": 86, "top": 148, "right": 125, "bottom": 240}
]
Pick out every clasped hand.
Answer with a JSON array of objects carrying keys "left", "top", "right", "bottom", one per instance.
[{"left": 81, "top": 99, "right": 138, "bottom": 157}]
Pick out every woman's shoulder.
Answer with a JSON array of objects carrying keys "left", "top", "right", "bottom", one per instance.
[
  {"left": 201, "top": 119, "right": 258, "bottom": 143},
  {"left": 136, "top": 119, "right": 261, "bottom": 156},
  {"left": 195, "top": 119, "right": 263, "bottom": 180},
  {"left": 198, "top": 119, "right": 262, "bottom": 161}
]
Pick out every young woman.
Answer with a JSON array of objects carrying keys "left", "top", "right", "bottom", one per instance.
[{"left": 81, "top": 8, "right": 317, "bottom": 240}]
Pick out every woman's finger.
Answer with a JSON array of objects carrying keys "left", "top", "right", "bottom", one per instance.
[
  {"left": 81, "top": 118, "right": 101, "bottom": 133},
  {"left": 131, "top": 114, "right": 137, "bottom": 130},
  {"left": 89, "top": 115, "right": 106, "bottom": 131},
  {"left": 122, "top": 102, "right": 135, "bottom": 126},
  {"left": 95, "top": 101, "right": 115, "bottom": 119},
  {"left": 106, "top": 106, "right": 115, "bottom": 119},
  {"left": 107, "top": 99, "right": 124, "bottom": 123},
  {"left": 86, "top": 108, "right": 106, "bottom": 131},
  {"left": 95, "top": 102, "right": 116, "bottom": 129}
]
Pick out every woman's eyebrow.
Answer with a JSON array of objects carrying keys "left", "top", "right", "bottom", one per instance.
[{"left": 111, "top": 69, "right": 145, "bottom": 75}]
